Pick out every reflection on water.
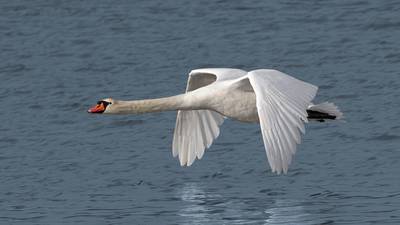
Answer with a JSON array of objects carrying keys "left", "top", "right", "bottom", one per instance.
[
  {"left": 177, "top": 183, "right": 317, "bottom": 225},
  {"left": 177, "top": 183, "right": 215, "bottom": 224},
  {"left": 264, "top": 199, "right": 310, "bottom": 225}
]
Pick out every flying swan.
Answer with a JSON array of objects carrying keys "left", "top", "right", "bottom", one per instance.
[{"left": 88, "top": 68, "right": 342, "bottom": 174}]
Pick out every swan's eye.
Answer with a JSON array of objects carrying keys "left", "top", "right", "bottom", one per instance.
[{"left": 96, "top": 100, "right": 111, "bottom": 106}]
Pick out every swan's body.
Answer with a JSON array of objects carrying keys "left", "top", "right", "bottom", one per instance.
[{"left": 88, "top": 68, "right": 342, "bottom": 174}]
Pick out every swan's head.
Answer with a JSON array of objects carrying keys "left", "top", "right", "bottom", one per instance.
[{"left": 88, "top": 98, "right": 114, "bottom": 114}]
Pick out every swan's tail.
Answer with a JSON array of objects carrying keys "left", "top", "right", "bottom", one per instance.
[{"left": 307, "top": 102, "right": 343, "bottom": 122}]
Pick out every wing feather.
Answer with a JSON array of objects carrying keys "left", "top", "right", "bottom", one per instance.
[
  {"left": 173, "top": 69, "right": 246, "bottom": 166},
  {"left": 248, "top": 69, "right": 318, "bottom": 174},
  {"left": 173, "top": 109, "right": 224, "bottom": 166}
]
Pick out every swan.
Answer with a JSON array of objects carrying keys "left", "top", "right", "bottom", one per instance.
[{"left": 88, "top": 68, "right": 342, "bottom": 174}]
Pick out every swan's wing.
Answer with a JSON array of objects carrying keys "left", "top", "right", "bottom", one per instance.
[
  {"left": 172, "top": 69, "right": 246, "bottom": 166},
  {"left": 173, "top": 109, "right": 224, "bottom": 166},
  {"left": 189, "top": 68, "right": 247, "bottom": 83},
  {"left": 247, "top": 69, "right": 318, "bottom": 174}
]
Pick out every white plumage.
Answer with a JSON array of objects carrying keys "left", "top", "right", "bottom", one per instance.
[
  {"left": 89, "top": 68, "right": 342, "bottom": 174},
  {"left": 248, "top": 70, "right": 318, "bottom": 173}
]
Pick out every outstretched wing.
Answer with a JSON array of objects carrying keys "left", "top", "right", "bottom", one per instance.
[
  {"left": 248, "top": 69, "right": 318, "bottom": 174},
  {"left": 172, "top": 68, "right": 246, "bottom": 166},
  {"left": 173, "top": 109, "right": 224, "bottom": 166}
]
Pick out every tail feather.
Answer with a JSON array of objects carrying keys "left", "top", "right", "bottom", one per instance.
[{"left": 307, "top": 102, "right": 343, "bottom": 121}]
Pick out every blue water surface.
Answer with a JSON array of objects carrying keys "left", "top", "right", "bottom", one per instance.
[{"left": 1, "top": 0, "right": 400, "bottom": 224}]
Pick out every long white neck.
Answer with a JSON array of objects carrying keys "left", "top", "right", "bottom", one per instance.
[{"left": 107, "top": 94, "right": 188, "bottom": 114}]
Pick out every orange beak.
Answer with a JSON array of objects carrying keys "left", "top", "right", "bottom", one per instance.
[{"left": 88, "top": 103, "right": 105, "bottom": 113}]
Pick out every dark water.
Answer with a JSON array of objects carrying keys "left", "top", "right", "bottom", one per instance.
[{"left": 1, "top": 0, "right": 400, "bottom": 224}]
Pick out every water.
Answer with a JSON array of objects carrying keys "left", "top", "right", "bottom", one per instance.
[{"left": 1, "top": 0, "right": 400, "bottom": 224}]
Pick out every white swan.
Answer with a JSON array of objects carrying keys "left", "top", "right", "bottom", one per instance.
[{"left": 88, "top": 68, "right": 342, "bottom": 174}]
